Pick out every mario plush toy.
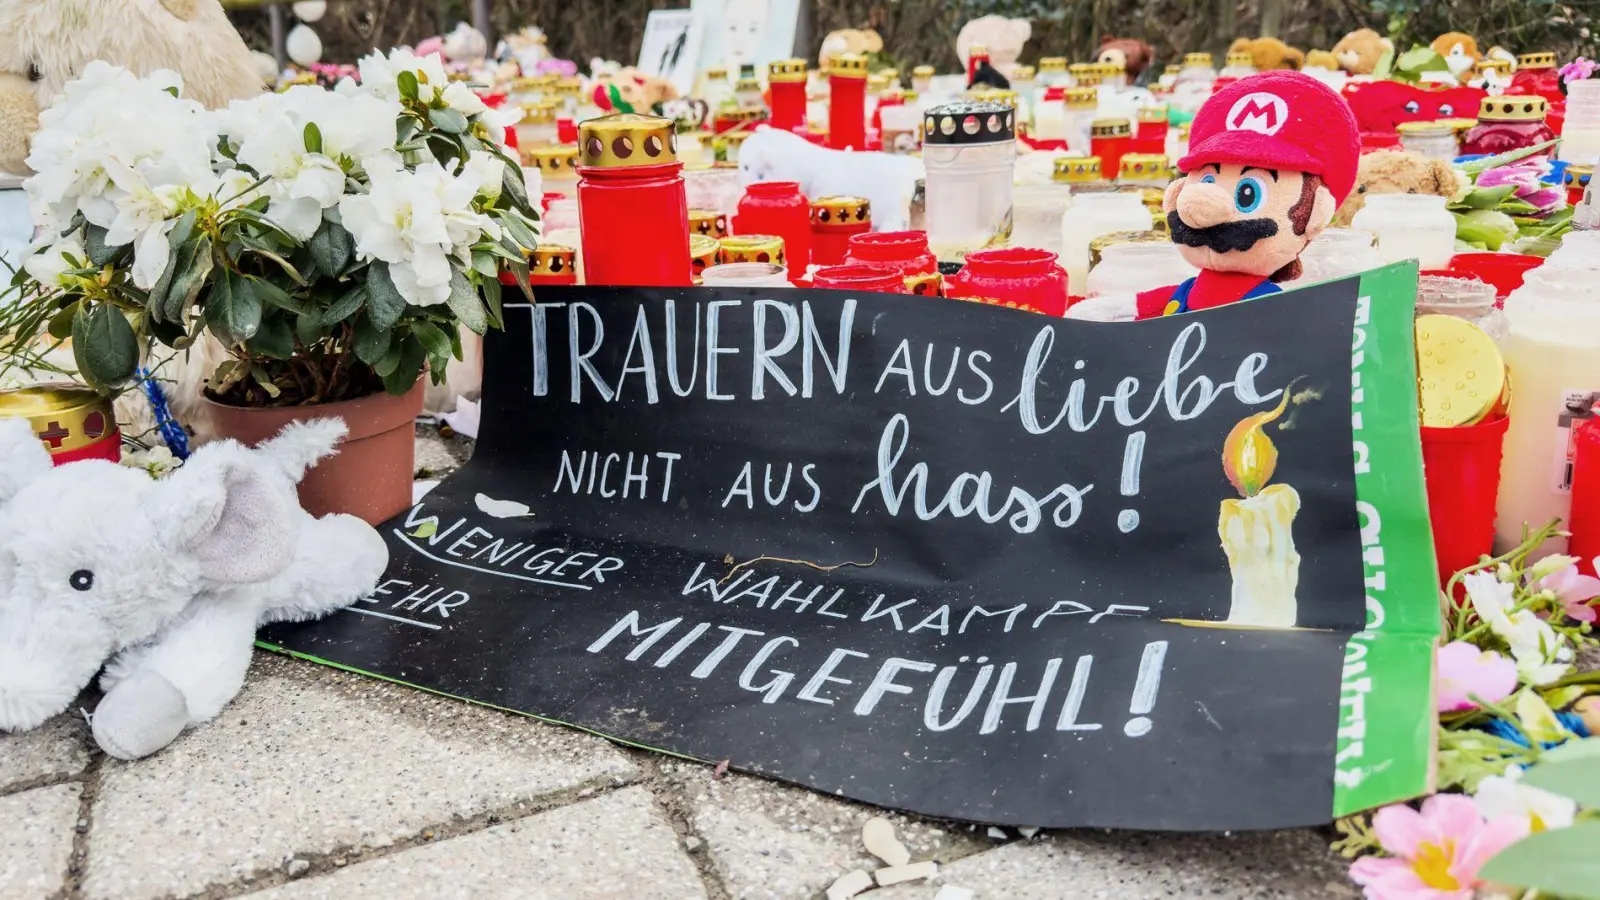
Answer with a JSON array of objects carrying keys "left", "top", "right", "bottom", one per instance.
[{"left": 1136, "top": 71, "right": 1360, "bottom": 319}]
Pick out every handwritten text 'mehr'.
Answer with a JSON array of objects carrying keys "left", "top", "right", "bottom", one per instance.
[{"left": 514, "top": 299, "right": 1285, "bottom": 435}]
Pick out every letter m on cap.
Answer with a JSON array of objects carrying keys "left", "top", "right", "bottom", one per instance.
[{"left": 1226, "top": 92, "right": 1289, "bottom": 136}]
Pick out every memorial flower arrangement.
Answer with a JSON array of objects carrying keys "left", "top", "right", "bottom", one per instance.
[
  {"left": 1449, "top": 142, "right": 1572, "bottom": 252},
  {"left": 1335, "top": 521, "right": 1600, "bottom": 900},
  {"left": 0, "top": 49, "right": 539, "bottom": 407}
]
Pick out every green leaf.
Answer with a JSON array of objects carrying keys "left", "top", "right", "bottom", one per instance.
[
  {"left": 322, "top": 283, "right": 367, "bottom": 325},
  {"left": 1462, "top": 141, "right": 1560, "bottom": 175},
  {"left": 46, "top": 301, "right": 78, "bottom": 340},
  {"left": 408, "top": 520, "right": 437, "bottom": 539},
  {"left": 411, "top": 321, "right": 453, "bottom": 359},
  {"left": 1519, "top": 738, "right": 1600, "bottom": 807},
  {"left": 163, "top": 234, "right": 215, "bottom": 324},
  {"left": 246, "top": 315, "right": 296, "bottom": 359},
  {"left": 167, "top": 209, "right": 198, "bottom": 248},
  {"left": 246, "top": 244, "right": 305, "bottom": 285},
  {"left": 251, "top": 277, "right": 302, "bottom": 314},
  {"left": 471, "top": 250, "right": 500, "bottom": 279},
  {"left": 480, "top": 275, "right": 503, "bottom": 328},
  {"left": 445, "top": 269, "right": 488, "bottom": 335},
  {"left": 429, "top": 107, "right": 469, "bottom": 135},
  {"left": 353, "top": 314, "right": 393, "bottom": 365},
  {"left": 208, "top": 271, "right": 262, "bottom": 344},
  {"left": 84, "top": 225, "right": 119, "bottom": 267},
  {"left": 303, "top": 121, "right": 323, "bottom": 155},
  {"left": 308, "top": 221, "right": 354, "bottom": 277},
  {"left": 1479, "top": 821, "right": 1600, "bottom": 899},
  {"left": 499, "top": 158, "right": 531, "bottom": 213},
  {"left": 397, "top": 117, "right": 421, "bottom": 145},
  {"left": 71, "top": 303, "right": 140, "bottom": 390},
  {"left": 381, "top": 335, "right": 427, "bottom": 395},
  {"left": 366, "top": 263, "right": 408, "bottom": 330},
  {"left": 294, "top": 312, "right": 322, "bottom": 346},
  {"left": 504, "top": 255, "right": 534, "bottom": 302},
  {"left": 397, "top": 70, "right": 419, "bottom": 101},
  {"left": 1459, "top": 185, "right": 1517, "bottom": 209}
]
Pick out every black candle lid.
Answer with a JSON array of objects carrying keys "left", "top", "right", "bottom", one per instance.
[{"left": 923, "top": 101, "right": 1015, "bottom": 145}]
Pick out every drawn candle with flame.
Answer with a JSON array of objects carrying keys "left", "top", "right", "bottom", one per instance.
[{"left": 1217, "top": 392, "right": 1302, "bottom": 628}]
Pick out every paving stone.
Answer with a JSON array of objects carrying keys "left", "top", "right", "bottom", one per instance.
[
  {"left": 0, "top": 784, "right": 81, "bottom": 900},
  {"left": 0, "top": 715, "right": 89, "bottom": 793},
  {"left": 868, "top": 829, "right": 1359, "bottom": 900},
  {"left": 250, "top": 787, "right": 705, "bottom": 900},
  {"left": 660, "top": 759, "right": 985, "bottom": 900},
  {"left": 85, "top": 653, "right": 637, "bottom": 900}
]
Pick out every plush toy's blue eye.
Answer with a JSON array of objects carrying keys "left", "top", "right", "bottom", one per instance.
[
  {"left": 1234, "top": 177, "right": 1266, "bottom": 214},
  {"left": 1200, "top": 173, "right": 1217, "bottom": 184}
]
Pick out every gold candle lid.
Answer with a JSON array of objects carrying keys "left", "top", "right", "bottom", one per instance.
[
  {"left": 734, "top": 75, "right": 761, "bottom": 92},
  {"left": 1184, "top": 52, "right": 1214, "bottom": 67},
  {"left": 966, "top": 88, "right": 1019, "bottom": 108},
  {"left": 1164, "top": 63, "right": 1182, "bottom": 76},
  {"left": 0, "top": 383, "right": 117, "bottom": 453},
  {"left": 1416, "top": 314, "right": 1506, "bottom": 427},
  {"left": 1474, "top": 58, "right": 1513, "bottom": 75},
  {"left": 810, "top": 196, "right": 871, "bottom": 228},
  {"left": 704, "top": 66, "right": 728, "bottom": 80},
  {"left": 877, "top": 67, "right": 900, "bottom": 80},
  {"left": 690, "top": 233, "right": 719, "bottom": 280},
  {"left": 1477, "top": 95, "right": 1549, "bottom": 122},
  {"left": 904, "top": 272, "right": 942, "bottom": 296},
  {"left": 1068, "top": 62, "right": 1096, "bottom": 76},
  {"left": 523, "top": 103, "right": 556, "bottom": 124},
  {"left": 1437, "top": 117, "right": 1479, "bottom": 134},
  {"left": 1094, "top": 62, "right": 1124, "bottom": 78},
  {"left": 1517, "top": 51, "right": 1556, "bottom": 70},
  {"left": 1063, "top": 86, "right": 1098, "bottom": 109},
  {"left": 1136, "top": 105, "right": 1169, "bottom": 124},
  {"left": 1012, "top": 65, "right": 1036, "bottom": 80},
  {"left": 912, "top": 65, "right": 936, "bottom": 78},
  {"left": 1091, "top": 117, "right": 1132, "bottom": 138},
  {"left": 868, "top": 74, "right": 890, "bottom": 92},
  {"left": 528, "top": 244, "right": 577, "bottom": 278},
  {"left": 1396, "top": 120, "right": 1453, "bottom": 135},
  {"left": 1054, "top": 156, "right": 1103, "bottom": 182},
  {"left": 902, "top": 89, "right": 920, "bottom": 102},
  {"left": 968, "top": 44, "right": 989, "bottom": 57},
  {"left": 830, "top": 53, "right": 869, "bottom": 78},
  {"left": 1038, "top": 57, "right": 1068, "bottom": 73},
  {"left": 1075, "top": 71, "right": 1104, "bottom": 88},
  {"left": 526, "top": 144, "right": 579, "bottom": 178},
  {"left": 768, "top": 58, "right": 807, "bottom": 83},
  {"left": 1225, "top": 52, "right": 1254, "bottom": 68},
  {"left": 1565, "top": 164, "right": 1593, "bottom": 186},
  {"left": 688, "top": 208, "right": 729, "bottom": 238},
  {"left": 1118, "top": 153, "right": 1173, "bottom": 181},
  {"left": 718, "top": 234, "right": 787, "bottom": 266},
  {"left": 579, "top": 113, "right": 679, "bottom": 168},
  {"left": 1089, "top": 229, "right": 1169, "bottom": 264},
  {"left": 555, "top": 77, "right": 583, "bottom": 96}
]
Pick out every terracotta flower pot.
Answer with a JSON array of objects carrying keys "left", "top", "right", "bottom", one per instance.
[{"left": 204, "top": 380, "right": 424, "bottom": 525}]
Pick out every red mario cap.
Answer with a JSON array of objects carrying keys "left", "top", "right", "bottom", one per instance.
[{"left": 1179, "top": 71, "right": 1361, "bottom": 205}]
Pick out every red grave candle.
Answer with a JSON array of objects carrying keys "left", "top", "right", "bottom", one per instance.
[
  {"left": 829, "top": 53, "right": 869, "bottom": 151},
  {"left": 735, "top": 181, "right": 812, "bottom": 276},
  {"left": 812, "top": 263, "right": 907, "bottom": 293},
  {"left": 507, "top": 245, "right": 579, "bottom": 286},
  {"left": 1133, "top": 106, "right": 1168, "bottom": 155},
  {"left": 1509, "top": 52, "right": 1564, "bottom": 106},
  {"left": 843, "top": 231, "right": 941, "bottom": 295},
  {"left": 966, "top": 45, "right": 990, "bottom": 84},
  {"left": 1461, "top": 95, "right": 1557, "bottom": 159},
  {"left": 810, "top": 196, "right": 871, "bottom": 266},
  {"left": 943, "top": 247, "right": 1069, "bottom": 316},
  {"left": 1090, "top": 118, "right": 1134, "bottom": 180},
  {"left": 576, "top": 114, "right": 691, "bottom": 286},
  {"left": 768, "top": 59, "right": 809, "bottom": 133},
  {"left": 1570, "top": 414, "right": 1600, "bottom": 575}
]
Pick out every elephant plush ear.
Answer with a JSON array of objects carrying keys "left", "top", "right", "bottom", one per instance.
[
  {"left": 158, "top": 0, "right": 200, "bottom": 20},
  {"left": 151, "top": 442, "right": 297, "bottom": 584},
  {"left": 0, "top": 418, "right": 54, "bottom": 505}
]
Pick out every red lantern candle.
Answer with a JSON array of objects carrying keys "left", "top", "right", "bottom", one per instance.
[
  {"left": 843, "top": 230, "right": 941, "bottom": 295},
  {"left": 943, "top": 247, "right": 1069, "bottom": 316},
  {"left": 735, "top": 181, "right": 812, "bottom": 276},
  {"left": 812, "top": 263, "right": 907, "bottom": 293},
  {"left": 1509, "top": 52, "right": 1564, "bottom": 106},
  {"left": 1, "top": 384, "right": 122, "bottom": 465},
  {"left": 1133, "top": 106, "right": 1168, "bottom": 155},
  {"left": 577, "top": 114, "right": 691, "bottom": 286},
  {"left": 768, "top": 58, "right": 808, "bottom": 133},
  {"left": 689, "top": 234, "right": 719, "bottom": 283},
  {"left": 1570, "top": 414, "right": 1600, "bottom": 574},
  {"left": 527, "top": 245, "right": 579, "bottom": 285},
  {"left": 1090, "top": 118, "right": 1133, "bottom": 180},
  {"left": 1461, "top": 95, "right": 1556, "bottom": 158},
  {"left": 829, "top": 53, "right": 869, "bottom": 151},
  {"left": 810, "top": 196, "right": 871, "bottom": 266}
]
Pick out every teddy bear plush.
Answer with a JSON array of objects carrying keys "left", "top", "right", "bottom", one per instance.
[
  {"left": 1430, "top": 32, "right": 1482, "bottom": 80},
  {"left": 1228, "top": 37, "right": 1306, "bottom": 71},
  {"left": 956, "top": 16, "right": 1032, "bottom": 77},
  {"left": 1332, "top": 28, "right": 1393, "bottom": 76},
  {"left": 1097, "top": 37, "right": 1156, "bottom": 81},
  {"left": 0, "top": 417, "right": 387, "bottom": 759},
  {"left": 1333, "top": 149, "right": 1463, "bottom": 227},
  {"left": 819, "top": 28, "right": 884, "bottom": 68}
]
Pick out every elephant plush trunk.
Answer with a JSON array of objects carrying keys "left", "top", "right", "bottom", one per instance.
[{"left": 0, "top": 598, "right": 114, "bottom": 732}]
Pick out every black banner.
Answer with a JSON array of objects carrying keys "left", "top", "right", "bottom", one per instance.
[{"left": 265, "top": 280, "right": 1390, "bottom": 830}]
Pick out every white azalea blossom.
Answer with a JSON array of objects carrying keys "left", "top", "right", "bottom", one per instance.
[
  {"left": 339, "top": 159, "right": 501, "bottom": 307},
  {"left": 441, "top": 81, "right": 489, "bottom": 117},
  {"left": 1464, "top": 571, "right": 1574, "bottom": 685},
  {"left": 1474, "top": 765, "right": 1577, "bottom": 833},
  {"left": 22, "top": 235, "right": 88, "bottom": 288}
]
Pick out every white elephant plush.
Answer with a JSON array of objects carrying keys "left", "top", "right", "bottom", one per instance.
[
  {"left": 0, "top": 417, "right": 387, "bottom": 759},
  {"left": 737, "top": 127, "right": 924, "bottom": 232}
]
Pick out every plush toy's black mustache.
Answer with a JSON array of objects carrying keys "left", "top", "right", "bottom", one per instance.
[{"left": 1167, "top": 211, "right": 1280, "bottom": 253}]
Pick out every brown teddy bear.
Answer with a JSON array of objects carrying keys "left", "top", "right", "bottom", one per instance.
[
  {"left": 1305, "top": 50, "right": 1340, "bottom": 70},
  {"left": 1097, "top": 36, "right": 1156, "bottom": 80},
  {"left": 1431, "top": 32, "right": 1482, "bottom": 80},
  {"left": 1333, "top": 150, "right": 1462, "bottom": 227},
  {"left": 1227, "top": 37, "right": 1305, "bottom": 71},
  {"left": 1332, "top": 28, "right": 1393, "bottom": 76}
]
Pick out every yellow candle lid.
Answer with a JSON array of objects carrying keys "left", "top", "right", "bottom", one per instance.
[
  {"left": 1415, "top": 314, "right": 1507, "bottom": 427},
  {"left": 579, "top": 113, "right": 679, "bottom": 168}
]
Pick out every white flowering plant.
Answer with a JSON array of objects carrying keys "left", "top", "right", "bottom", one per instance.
[{"left": 0, "top": 51, "right": 539, "bottom": 406}]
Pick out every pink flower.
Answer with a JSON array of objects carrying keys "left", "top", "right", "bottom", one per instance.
[
  {"left": 1560, "top": 58, "right": 1598, "bottom": 85},
  {"left": 1436, "top": 642, "right": 1518, "bottom": 712},
  {"left": 1349, "top": 795, "right": 1529, "bottom": 899},
  {"left": 1477, "top": 162, "right": 1565, "bottom": 214},
  {"left": 1538, "top": 559, "right": 1600, "bottom": 623}
]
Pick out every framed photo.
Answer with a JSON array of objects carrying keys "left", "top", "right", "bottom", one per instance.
[
  {"left": 638, "top": 8, "right": 703, "bottom": 96},
  {"left": 690, "top": 0, "right": 803, "bottom": 78}
]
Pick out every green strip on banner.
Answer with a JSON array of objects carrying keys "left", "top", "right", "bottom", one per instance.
[{"left": 1333, "top": 261, "right": 1441, "bottom": 817}]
